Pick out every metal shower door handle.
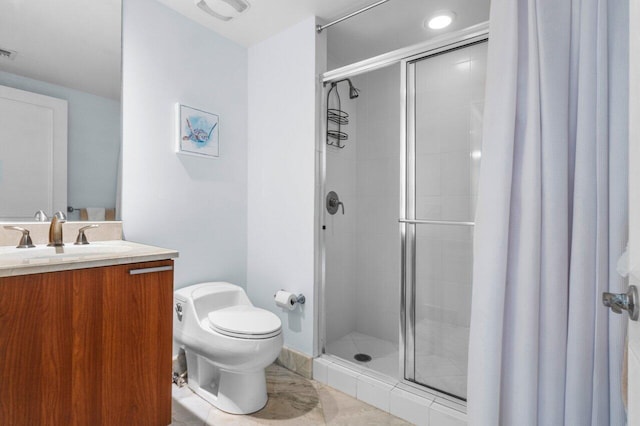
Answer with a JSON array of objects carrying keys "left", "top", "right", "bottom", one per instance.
[
  {"left": 603, "top": 285, "right": 639, "bottom": 321},
  {"left": 326, "top": 191, "right": 345, "bottom": 215}
]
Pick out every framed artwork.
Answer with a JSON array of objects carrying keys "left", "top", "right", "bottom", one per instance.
[{"left": 176, "top": 104, "right": 219, "bottom": 158}]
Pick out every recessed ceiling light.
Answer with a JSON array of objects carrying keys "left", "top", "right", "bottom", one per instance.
[{"left": 425, "top": 11, "right": 456, "bottom": 30}]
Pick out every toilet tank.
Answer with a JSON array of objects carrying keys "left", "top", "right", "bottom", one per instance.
[{"left": 175, "top": 282, "right": 251, "bottom": 321}]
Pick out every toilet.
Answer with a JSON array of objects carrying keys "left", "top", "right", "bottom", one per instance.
[{"left": 173, "top": 282, "right": 283, "bottom": 414}]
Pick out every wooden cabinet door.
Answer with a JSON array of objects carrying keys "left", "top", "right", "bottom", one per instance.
[
  {"left": 0, "top": 260, "right": 174, "bottom": 426},
  {"left": 0, "top": 271, "right": 73, "bottom": 426},
  {"left": 100, "top": 260, "right": 173, "bottom": 426},
  {"left": 70, "top": 266, "right": 105, "bottom": 425}
]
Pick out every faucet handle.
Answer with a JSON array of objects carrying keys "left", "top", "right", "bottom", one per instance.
[
  {"left": 53, "top": 211, "right": 67, "bottom": 221},
  {"left": 75, "top": 225, "right": 99, "bottom": 245},
  {"left": 4, "top": 226, "right": 36, "bottom": 248},
  {"left": 33, "top": 210, "right": 49, "bottom": 222}
]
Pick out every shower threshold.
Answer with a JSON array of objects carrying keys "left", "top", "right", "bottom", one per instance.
[{"left": 316, "top": 352, "right": 467, "bottom": 424}]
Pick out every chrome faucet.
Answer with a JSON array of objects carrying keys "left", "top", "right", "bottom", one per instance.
[
  {"left": 47, "top": 214, "right": 66, "bottom": 247},
  {"left": 3, "top": 226, "right": 35, "bottom": 248},
  {"left": 33, "top": 210, "right": 49, "bottom": 222}
]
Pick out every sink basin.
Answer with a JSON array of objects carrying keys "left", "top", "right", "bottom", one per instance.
[
  {"left": 0, "top": 242, "right": 132, "bottom": 264},
  {"left": 0, "top": 239, "right": 178, "bottom": 277},
  {"left": 28, "top": 244, "right": 131, "bottom": 258}
]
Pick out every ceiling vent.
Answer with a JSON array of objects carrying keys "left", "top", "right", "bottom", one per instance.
[
  {"left": 195, "top": 0, "right": 250, "bottom": 21},
  {"left": 0, "top": 48, "right": 17, "bottom": 60}
]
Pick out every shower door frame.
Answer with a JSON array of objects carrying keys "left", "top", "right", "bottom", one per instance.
[
  {"left": 317, "top": 22, "right": 489, "bottom": 403},
  {"left": 401, "top": 38, "right": 488, "bottom": 401}
]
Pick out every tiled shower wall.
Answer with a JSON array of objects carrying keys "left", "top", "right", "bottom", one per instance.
[
  {"left": 324, "top": 64, "right": 401, "bottom": 346},
  {"left": 353, "top": 65, "right": 401, "bottom": 344},
  {"left": 324, "top": 90, "right": 358, "bottom": 344}
]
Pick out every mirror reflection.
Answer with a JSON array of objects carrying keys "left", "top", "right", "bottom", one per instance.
[{"left": 0, "top": 0, "right": 122, "bottom": 221}]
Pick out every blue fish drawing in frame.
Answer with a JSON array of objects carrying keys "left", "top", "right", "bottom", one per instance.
[
  {"left": 183, "top": 117, "right": 217, "bottom": 147},
  {"left": 177, "top": 104, "right": 220, "bottom": 158}
]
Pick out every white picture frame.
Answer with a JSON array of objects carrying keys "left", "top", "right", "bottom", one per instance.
[{"left": 176, "top": 103, "right": 219, "bottom": 158}]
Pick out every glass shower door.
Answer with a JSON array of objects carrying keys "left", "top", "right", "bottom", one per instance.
[{"left": 403, "top": 40, "right": 488, "bottom": 400}]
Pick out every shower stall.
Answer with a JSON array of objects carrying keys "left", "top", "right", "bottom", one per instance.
[{"left": 319, "top": 26, "right": 488, "bottom": 402}]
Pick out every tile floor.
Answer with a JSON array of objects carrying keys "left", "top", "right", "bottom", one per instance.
[{"left": 171, "top": 364, "right": 410, "bottom": 425}]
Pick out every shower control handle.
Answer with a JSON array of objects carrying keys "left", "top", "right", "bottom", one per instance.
[
  {"left": 326, "top": 191, "right": 345, "bottom": 215},
  {"left": 603, "top": 285, "right": 638, "bottom": 321}
]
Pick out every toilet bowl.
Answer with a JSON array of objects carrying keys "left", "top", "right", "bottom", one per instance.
[{"left": 173, "top": 282, "right": 283, "bottom": 414}]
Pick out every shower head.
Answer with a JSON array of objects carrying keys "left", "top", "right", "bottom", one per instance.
[
  {"left": 330, "top": 78, "right": 360, "bottom": 99},
  {"left": 346, "top": 79, "right": 360, "bottom": 99}
]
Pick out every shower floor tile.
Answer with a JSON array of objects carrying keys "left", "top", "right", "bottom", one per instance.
[
  {"left": 326, "top": 332, "right": 399, "bottom": 379},
  {"left": 327, "top": 325, "right": 468, "bottom": 399}
]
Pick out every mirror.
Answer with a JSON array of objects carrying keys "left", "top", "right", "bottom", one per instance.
[{"left": 0, "top": 0, "right": 122, "bottom": 221}]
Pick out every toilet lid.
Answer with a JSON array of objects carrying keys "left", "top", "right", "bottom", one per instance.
[{"left": 208, "top": 306, "right": 282, "bottom": 339}]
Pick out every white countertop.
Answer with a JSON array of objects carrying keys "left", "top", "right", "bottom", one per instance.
[{"left": 0, "top": 240, "right": 179, "bottom": 277}]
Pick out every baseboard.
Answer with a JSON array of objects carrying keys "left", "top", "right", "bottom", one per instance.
[{"left": 275, "top": 346, "right": 313, "bottom": 379}]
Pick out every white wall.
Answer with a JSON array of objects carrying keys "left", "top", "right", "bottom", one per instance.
[
  {"left": 122, "top": 0, "right": 248, "bottom": 288},
  {"left": 247, "top": 17, "right": 320, "bottom": 356},
  {"left": 0, "top": 70, "right": 120, "bottom": 219}
]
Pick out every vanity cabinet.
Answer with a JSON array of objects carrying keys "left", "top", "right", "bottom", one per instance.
[{"left": 0, "top": 259, "right": 174, "bottom": 426}]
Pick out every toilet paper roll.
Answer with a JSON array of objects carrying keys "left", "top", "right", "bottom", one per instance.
[{"left": 274, "top": 290, "right": 297, "bottom": 311}]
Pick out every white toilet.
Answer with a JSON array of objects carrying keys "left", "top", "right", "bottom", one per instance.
[{"left": 173, "top": 282, "right": 283, "bottom": 414}]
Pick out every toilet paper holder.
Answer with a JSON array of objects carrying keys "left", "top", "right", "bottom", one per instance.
[{"left": 273, "top": 290, "right": 306, "bottom": 305}]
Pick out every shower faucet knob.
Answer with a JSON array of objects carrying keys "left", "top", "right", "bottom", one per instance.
[{"left": 326, "top": 191, "right": 345, "bottom": 215}]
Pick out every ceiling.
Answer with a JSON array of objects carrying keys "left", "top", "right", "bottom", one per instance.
[
  {"left": 159, "top": 0, "right": 490, "bottom": 67},
  {"left": 156, "top": 0, "right": 377, "bottom": 47},
  {"left": 0, "top": 0, "right": 489, "bottom": 101},
  {"left": 324, "top": 0, "right": 490, "bottom": 68}
]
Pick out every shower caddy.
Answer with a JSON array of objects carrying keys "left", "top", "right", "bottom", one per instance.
[{"left": 325, "top": 82, "right": 349, "bottom": 148}]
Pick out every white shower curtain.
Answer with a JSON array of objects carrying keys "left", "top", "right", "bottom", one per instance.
[{"left": 467, "top": 0, "right": 628, "bottom": 424}]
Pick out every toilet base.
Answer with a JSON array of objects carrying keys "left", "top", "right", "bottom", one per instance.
[{"left": 185, "top": 350, "right": 268, "bottom": 415}]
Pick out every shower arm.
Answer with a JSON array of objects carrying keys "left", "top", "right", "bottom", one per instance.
[{"left": 324, "top": 78, "right": 360, "bottom": 99}]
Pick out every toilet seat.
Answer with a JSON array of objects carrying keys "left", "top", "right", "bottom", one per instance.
[{"left": 208, "top": 305, "right": 281, "bottom": 339}]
